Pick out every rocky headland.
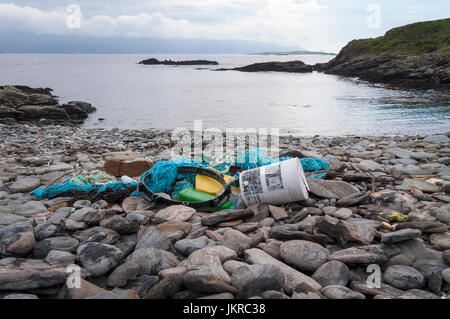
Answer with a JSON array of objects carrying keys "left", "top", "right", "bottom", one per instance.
[
  {"left": 229, "top": 19, "right": 450, "bottom": 91},
  {"left": 0, "top": 123, "right": 449, "bottom": 299},
  {"left": 315, "top": 19, "right": 450, "bottom": 91},
  {"left": 0, "top": 86, "right": 96, "bottom": 126}
]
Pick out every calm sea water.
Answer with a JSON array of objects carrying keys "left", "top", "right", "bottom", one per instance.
[{"left": 0, "top": 54, "right": 448, "bottom": 136}]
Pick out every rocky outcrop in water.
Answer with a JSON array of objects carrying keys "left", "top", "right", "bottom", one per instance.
[
  {"left": 0, "top": 86, "right": 96, "bottom": 125},
  {"left": 138, "top": 58, "right": 219, "bottom": 66},
  {"left": 221, "top": 60, "right": 313, "bottom": 73}
]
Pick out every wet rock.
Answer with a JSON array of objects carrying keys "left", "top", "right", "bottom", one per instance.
[
  {"left": 321, "top": 285, "right": 366, "bottom": 299},
  {"left": 395, "top": 238, "right": 442, "bottom": 261},
  {"left": 154, "top": 220, "right": 192, "bottom": 240},
  {"left": 260, "top": 290, "right": 290, "bottom": 299},
  {"left": 268, "top": 205, "right": 288, "bottom": 220},
  {"left": 45, "top": 250, "right": 76, "bottom": 265},
  {"left": 357, "top": 160, "right": 383, "bottom": 171},
  {"left": 397, "top": 178, "right": 442, "bottom": 193},
  {"left": 73, "top": 200, "right": 91, "bottom": 209},
  {"left": 69, "top": 207, "right": 96, "bottom": 222},
  {"left": 0, "top": 257, "right": 88, "bottom": 290},
  {"left": 350, "top": 281, "right": 404, "bottom": 298},
  {"left": 244, "top": 248, "right": 321, "bottom": 292},
  {"left": 84, "top": 291, "right": 121, "bottom": 299},
  {"left": 106, "top": 262, "right": 140, "bottom": 287},
  {"left": 370, "top": 190, "right": 416, "bottom": 213},
  {"left": 159, "top": 267, "right": 187, "bottom": 278},
  {"left": 221, "top": 229, "right": 252, "bottom": 256},
  {"left": 201, "top": 209, "right": 253, "bottom": 226},
  {"left": 99, "top": 215, "right": 136, "bottom": 234},
  {"left": 315, "top": 215, "right": 376, "bottom": 245},
  {"left": 280, "top": 240, "right": 329, "bottom": 272},
  {"left": 435, "top": 204, "right": 450, "bottom": 224},
  {"left": 247, "top": 204, "right": 270, "bottom": 222},
  {"left": 424, "top": 135, "right": 449, "bottom": 143},
  {"left": 135, "top": 227, "right": 172, "bottom": 251},
  {"left": 47, "top": 207, "right": 73, "bottom": 223},
  {"left": 388, "top": 254, "right": 413, "bottom": 266},
  {"left": 307, "top": 179, "right": 360, "bottom": 199},
  {"left": 207, "top": 245, "right": 238, "bottom": 263},
  {"left": 331, "top": 208, "right": 353, "bottom": 220},
  {"left": 144, "top": 274, "right": 183, "bottom": 299},
  {"left": 198, "top": 292, "right": 234, "bottom": 299},
  {"left": 223, "top": 260, "right": 249, "bottom": 275},
  {"left": 73, "top": 227, "right": 120, "bottom": 244},
  {"left": 312, "top": 261, "right": 349, "bottom": 287},
  {"left": 233, "top": 222, "right": 259, "bottom": 233},
  {"left": 12, "top": 201, "right": 48, "bottom": 217},
  {"left": 329, "top": 247, "right": 383, "bottom": 264},
  {"left": 123, "top": 275, "right": 159, "bottom": 298},
  {"left": 381, "top": 228, "right": 422, "bottom": 244},
  {"left": 442, "top": 268, "right": 450, "bottom": 285},
  {"left": 175, "top": 236, "right": 216, "bottom": 256},
  {"left": 430, "top": 232, "right": 450, "bottom": 250},
  {"left": 7, "top": 177, "right": 40, "bottom": 193},
  {"left": 231, "top": 264, "right": 285, "bottom": 298},
  {"left": 269, "top": 229, "right": 333, "bottom": 246},
  {"left": 63, "top": 219, "right": 87, "bottom": 231},
  {"left": 128, "top": 247, "right": 179, "bottom": 275},
  {"left": 0, "top": 213, "right": 28, "bottom": 226},
  {"left": 155, "top": 205, "right": 196, "bottom": 223},
  {"left": 3, "top": 293, "right": 38, "bottom": 299},
  {"left": 34, "top": 222, "right": 65, "bottom": 241},
  {"left": 183, "top": 248, "right": 235, "bottom": 294},
  {"left": 396, "top": 221, "right": 447, "bottom": 233},
  {"left": 443, "top": 249, "right": 450, "bottom": 266},
  {"left": 0, "top": 221, "right": 35, "bottom": 257},
  {"left": 383, "top": 265, "right": 425, "bottom": 290},
  {"left": 33, "top": 236, "right": 79, "bottom": 258},
  {"left": 77, "top": 242, "right": 124, "bottom": 276}
]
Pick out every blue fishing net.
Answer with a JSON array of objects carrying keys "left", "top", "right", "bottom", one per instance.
[
  {"left": 32, "top": 177, "right": 138, "bottom": 200},
  {"left": 32, "top": 148, "right": 329, "bottom": 200}
]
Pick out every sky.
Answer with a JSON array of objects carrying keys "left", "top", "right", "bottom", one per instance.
[{"left": 0, "top": 0, "right": 448, "bottom": 53}]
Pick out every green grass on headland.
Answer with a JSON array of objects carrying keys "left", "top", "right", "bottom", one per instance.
[
  {"left": 249, "top": 50, "right": 336, "bottom": 56},
  {"left": 351, "top": 18, "right": 450, "bottom": 56}
]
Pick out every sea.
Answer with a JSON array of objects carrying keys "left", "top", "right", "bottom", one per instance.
[{"left": 0, "top": 53, "right": 448, "bottom": 136}]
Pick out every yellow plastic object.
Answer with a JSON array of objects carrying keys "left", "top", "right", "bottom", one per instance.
[{"left": 195, "top": 174, "right": 235, "bottom": 195}]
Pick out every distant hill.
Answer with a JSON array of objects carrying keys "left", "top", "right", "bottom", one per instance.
[
  {"left": 0, "top": 32, "right": 299, "bottom": 54},
  {"left": 250, "top": 50, "right": 336, "bottom": 56}
]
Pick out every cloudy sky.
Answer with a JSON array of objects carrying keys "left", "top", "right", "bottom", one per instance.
[{"left": 0, "top": 0, "right": 448, "bottom": 53}]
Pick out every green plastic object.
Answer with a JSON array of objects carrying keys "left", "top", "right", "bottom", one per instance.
[{"left": 177, "top": 188, "right": 232, "bottom": 212}]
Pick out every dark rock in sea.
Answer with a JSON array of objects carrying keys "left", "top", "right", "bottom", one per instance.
[
  {"left": 138, "top": 58, "right": 219, "bottom": 66},
  {"left": 223, "top": 60, "right": 313, "bottom": 73},
  {"left": 61, "top": 101, "right": 97, "bottom": 120},
  {"left": 0, "top": 85, "right": 96, "bottom": 125}
]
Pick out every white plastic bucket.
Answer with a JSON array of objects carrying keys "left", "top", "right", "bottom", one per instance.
[{"left": 239, "top": 158, "right": 309, "bottom": 206}]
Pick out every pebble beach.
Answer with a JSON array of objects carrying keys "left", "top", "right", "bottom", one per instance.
[{"left": 0, "top": 123, "right": 449, "bottom": 299}]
